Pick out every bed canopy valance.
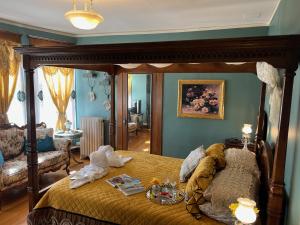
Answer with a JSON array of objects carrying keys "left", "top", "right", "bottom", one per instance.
[{"left": 15, "top": 34, "right": 300, "bottom": 225}]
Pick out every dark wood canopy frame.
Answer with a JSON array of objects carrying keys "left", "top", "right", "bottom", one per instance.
[{"left": 15, "top": 34, "right": 300, "bottom": 225}]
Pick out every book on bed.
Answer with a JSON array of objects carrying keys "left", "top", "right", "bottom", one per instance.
[{"left": 106, "top": 174, "right": 145, "bottom": 196}]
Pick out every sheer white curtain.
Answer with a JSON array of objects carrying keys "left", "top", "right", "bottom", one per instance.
[
  {"left": 35, "top": 68, "right": 76, "bottom": 130},
  {"left": 7, "top": 64, "right": 26, "bottom": 126}
]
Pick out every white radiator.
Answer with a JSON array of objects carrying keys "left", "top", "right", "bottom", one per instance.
[{"left": 80, "top": 117, "right": 104, "bottom": 159}]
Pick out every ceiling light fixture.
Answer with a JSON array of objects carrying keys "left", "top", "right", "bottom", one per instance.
[{"left": 65, "top": 0, "right": 104, "bottom": 30}]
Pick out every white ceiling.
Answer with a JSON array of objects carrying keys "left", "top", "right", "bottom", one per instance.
[{"left": 0, "top": 0, "right": 280, "bottom": 37}]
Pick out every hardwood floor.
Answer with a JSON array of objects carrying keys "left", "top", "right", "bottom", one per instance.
[
  {"left": 128, "top": 129, "right": 150, "bottom": 152},
  {"left": 0, "top": 153, "right": 88, "bottom": 225}
]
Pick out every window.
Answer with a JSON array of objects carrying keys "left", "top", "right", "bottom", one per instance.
[
  {"left": 7, "top": 65, "right": 26, "bottom": 126},
  {"left": 7, "top": 67, "right": 76, "bottom": 129}
]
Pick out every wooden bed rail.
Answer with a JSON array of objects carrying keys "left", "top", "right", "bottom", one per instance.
[{"left": 15, "top": 34, "right": 300, "bottom": 225}]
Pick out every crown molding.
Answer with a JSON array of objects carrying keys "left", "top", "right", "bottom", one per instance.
[
  {"left": 0, "top": 17, "right": 270, "bottom": 39},
  {"left": 267, "top": 0, "right": 282, "bottom": 25},
  {"left": 74, "top": 23, "right": 269, "bottom": 37},
  {"left": 0, "top": 18, "right": 74, "bottom": 37}
]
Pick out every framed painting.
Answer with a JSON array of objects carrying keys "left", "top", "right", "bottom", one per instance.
[{"left": 177, "top": 80, "right": 225, "bottom": 119}]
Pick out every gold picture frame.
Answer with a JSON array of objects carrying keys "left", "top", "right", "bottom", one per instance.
[{"left": 177, "top": 80, "right": 225, "bottom": 119}]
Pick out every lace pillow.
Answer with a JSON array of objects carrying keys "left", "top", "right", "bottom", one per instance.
[
  {"left": 225, "top": 148, "right": 260, "bottom": 179},
  {"left": 201, "top": 167, "right": 260, "bottom": 224},
  {"left": 179, "top": 145, "right": 205, "bottom": 182}
]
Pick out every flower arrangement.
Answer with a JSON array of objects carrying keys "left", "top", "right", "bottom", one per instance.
[{"left": 186, "top": 87, "right": 219, "bottom": 114}]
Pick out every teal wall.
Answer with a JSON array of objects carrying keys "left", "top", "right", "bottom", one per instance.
[
  {"left": 130, "top": 74, "right": 148, "bottom": 123},
  {"left": 75, "top": 70, "right": 110, "bottom": 144},
  {"left": 73, "top": 27, "right": 268, "bottom": 156},
  {"left": 268, "top": 0, "right": 300, "bottom": 225},
  {"left": 163, "top": 73, "right": 260, "bottom": 158}
]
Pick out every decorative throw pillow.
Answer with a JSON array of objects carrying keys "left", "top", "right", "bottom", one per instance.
[
  {"left": 179, "top": 145, "right": 205, "bottom": 182},
  {"left": 206, "top": 143, "right": 226, "bottom": 170},
  {"left": 225, "top": 148, "right": 260, "bottom": 179},
  {"left": 25, "top": 135, "right": 55, "bottom": 153},
  {"left": 185, "top": 156, "right": 216, "bottom": 218},
  {"left": 36, "top": 135, "right": 55, "bottom": 152},
  {"left": 198, "top": 202, "right": 234, "bottom": 225},
  {"left": 200, "top": 167, "right": 260, "bottom": 224},
  {"left": 0, "top": 150, "right": 4, "bottom": 167}
]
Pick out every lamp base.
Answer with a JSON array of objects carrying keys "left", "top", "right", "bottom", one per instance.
[{"left": 242, "top": 137, "right": 249, "bottom": 150}]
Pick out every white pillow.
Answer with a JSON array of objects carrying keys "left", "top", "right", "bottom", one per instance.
[{"left": 179, "top": 146, "right": 205, "bottom": 182}]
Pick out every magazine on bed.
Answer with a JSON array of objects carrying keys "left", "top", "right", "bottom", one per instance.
[{"left": 106, "top": 174, "right": 145, "bottom": 196}]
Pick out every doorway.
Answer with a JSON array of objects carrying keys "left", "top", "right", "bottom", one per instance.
[
  {"left": 116, "top": 73, "right": 163, "bottom": 155},
  {"left": 127, "top": 74, "right": 151, "bottom": 152}
]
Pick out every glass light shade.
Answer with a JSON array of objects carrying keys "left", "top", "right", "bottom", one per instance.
[
  {"left": 242, "top": 124, "right": 252, "bottom": 135},
  {"left": 65, "top": 10, "right": 104, "bottom": 30},
  {"left": 235, "top": 198, "right": 257, "bottom": 224}
]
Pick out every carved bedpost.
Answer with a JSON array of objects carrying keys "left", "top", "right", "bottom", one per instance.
[
  {"left": 254, "top": 82, "right": 266, "bottom": 153},
  {"left": 267, "top": 67, "right": 297, "bottom": 225},
  {"left": 23, "top": 55, "right": 39, "bottom": 211},
  {"left": 109, "top": 74, "right": 116, "bottom": 149}
]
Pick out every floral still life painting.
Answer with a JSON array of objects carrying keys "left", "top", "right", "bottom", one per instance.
[{"left": 177, "top": 80, "right": 225, "bottom": 119}]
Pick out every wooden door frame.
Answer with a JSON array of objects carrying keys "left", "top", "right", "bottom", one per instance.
[
  {"left": 116, "top": 73, "right": 128, "bottom": 150},
  {"left": 116, "top": 73, "right": 163, "bottom": 155},
  {"left": 150, "top": 73, "right": 163, "bottom": 155}
]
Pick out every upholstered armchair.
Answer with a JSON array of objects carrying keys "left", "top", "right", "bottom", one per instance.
[{"left": 0, "top": 124, "right": 71, "bottom": 210}]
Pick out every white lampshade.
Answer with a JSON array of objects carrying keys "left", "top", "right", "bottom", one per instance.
[
  {"left": 235, "top": 198, "right": 257, "bottom": 224},
  {"left": 65, "top": 0, "right": 104, "bottom": 30},
  {"left": 65, "top": 10, "right": 104, "bottom": 30},
  {"left": 242, "top": 124, "right": 252, "bottom": 135}
]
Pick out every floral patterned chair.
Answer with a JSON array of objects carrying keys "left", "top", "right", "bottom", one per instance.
[{"left": 0, "top": 123, "right": 71, "bottom": 209}]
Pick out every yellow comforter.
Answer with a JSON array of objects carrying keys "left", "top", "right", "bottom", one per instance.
[{"left": 36, "top": 151, "right": 223, "bottom": 225}]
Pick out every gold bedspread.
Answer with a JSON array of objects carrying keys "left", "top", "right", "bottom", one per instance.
[{"left": 36, "top": 151, "right": 223, "bottom": 225}]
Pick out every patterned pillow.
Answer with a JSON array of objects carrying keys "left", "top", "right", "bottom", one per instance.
[
  {"left": 206, "top": 143, "right": 226, "bottom": 170},
  {"left": 185, "top": 156, "right": 216, "bottom": 218},
  {"left": 179, "top": 145, "right": 205, "bottom": 182}
]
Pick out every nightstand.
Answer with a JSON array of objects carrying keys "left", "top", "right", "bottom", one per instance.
[{"left": 225, "top": 138, "right": 255, "bottom": 151}]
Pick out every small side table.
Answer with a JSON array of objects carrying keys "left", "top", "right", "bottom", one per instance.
[
  {"left": 225, "top": 138, "right": 255, "bottom": 152},
  {"left": 54, "top": 130, "right": 83, "bottom": 164}
]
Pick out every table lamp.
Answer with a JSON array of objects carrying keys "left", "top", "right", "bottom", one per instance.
[
  {"left": 242, "top": 124, "right": 252, "bottom": 150},
  {"left": 234, "top": 198, "right": 257, "bottom": 225}
]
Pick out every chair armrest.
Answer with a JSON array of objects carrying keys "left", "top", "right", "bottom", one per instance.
[{"left": 53, "top": 138, "right": 71, "bottom": 154}]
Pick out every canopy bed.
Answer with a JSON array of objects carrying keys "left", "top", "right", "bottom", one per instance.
[{"left": 15, "top": 34, "right": 300, "bottom": 225}]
